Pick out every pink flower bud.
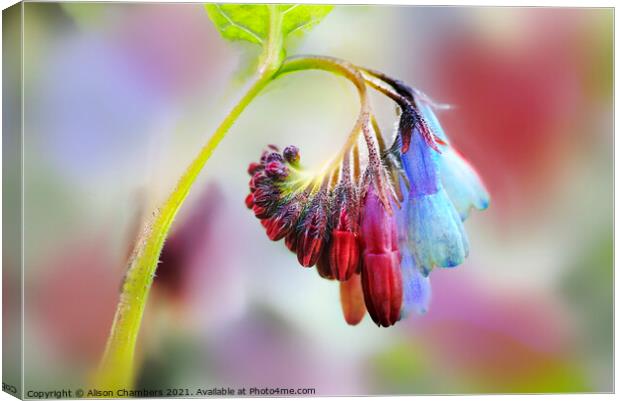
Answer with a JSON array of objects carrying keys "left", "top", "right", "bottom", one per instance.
[
  {"left": 359, "top": 186, "right": 403, "bottom": 327},
  {"left": 265, "top": 161, "right": 289, "bottom": 180}
]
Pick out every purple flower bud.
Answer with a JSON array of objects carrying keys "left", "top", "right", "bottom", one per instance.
[
  {"left": 266, "top": 152, "right": 284, "bottom": 163},
  {"left": 265, "top": 161, "right": 289, "bottom": 180},
  {"left": 283, "top": 145, "right": 300, "bottom": 164}
]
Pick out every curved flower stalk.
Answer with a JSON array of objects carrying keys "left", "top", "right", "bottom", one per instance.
[{"left": 246, "top": 61, "right": 489, "bottom": 327}]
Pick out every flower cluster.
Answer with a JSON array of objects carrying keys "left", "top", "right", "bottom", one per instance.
[{"left": 246, "top": 71, "right": 489, "bottom": 327}]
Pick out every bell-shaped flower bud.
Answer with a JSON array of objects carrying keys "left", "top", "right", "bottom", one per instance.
[
  {"left": 401, "top": 128, "right": 469, "bottom": 276},
  {"left": 359, "top": 186, "right": 403, "bottom": 327},
  {"left": 329, "top": 208, "right": 360, "bottom": 281}
]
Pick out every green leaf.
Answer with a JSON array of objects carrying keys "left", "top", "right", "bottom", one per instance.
[
  {"left": 205, "top": 3, "right": 333, "bottom": 48},
  {"left": 205, "top": 4, "right": 269, "bottom": 45},
  {"left": 278, "top": 4, "right": 334, "bottom": 39}
]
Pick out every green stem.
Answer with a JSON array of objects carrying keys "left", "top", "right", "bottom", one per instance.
[
  {"left": 260, "top": 5, "right": 284, "bottom": 75},
  {"left": 94, "top": 72, "right": 271, "bottom": 390},
  {"left": 95, "top": 4, "right": 293, "bottom": 389},
  {"left": 94, "top": 54, "right": 372, "bottom": 391}
]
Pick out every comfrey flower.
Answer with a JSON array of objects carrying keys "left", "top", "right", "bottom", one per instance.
[
  {"left": 417, "top": 101, "right": 490, "bottom": 221},
  {"left": 400, "top": 122, "right": 470, "bottom": 276},
  {"left": 245, "top": 66, "right": 488, "bottom": 327}
]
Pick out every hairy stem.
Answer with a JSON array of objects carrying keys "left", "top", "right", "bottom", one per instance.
[
  {"left": 360, "top": 68, "right": 451, "bottom": 110},
  {"left": 360, "top": 71, "right": 417, "bottom": 116},
  {"left": 94, "top": 3, "right": 299, "bottom": 388},
  {"left": 95, "top": 54, "right": 375, "bottom": 391},
  {"left": 94, "top": 72, "right": 273, "bottom": 390}
]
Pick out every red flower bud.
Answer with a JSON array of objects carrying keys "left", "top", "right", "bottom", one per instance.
[
  {"left": 339, "top": 274, "right": 366, "bottom": 325},
  {"left": 247, "top": 162, "right": 262, "bottom": 175},
  {"left": 285, "top": 232, "right": 297, "bottom": 253},
  {"left": 249, "top": 172, "right": 271, "bottom": 192},
  {"left": 316, "top": 247, "right": 335, "bottom": 280},
  {"left": 245, "top": 193, "right": 254, "bottom": 209},
  {"left": 296, "top": 204, "right": 328, "bottom": 267},
  {"left": 252, "top": 186, "right": 280, "bottom": 219},
  {"left": 297, "top": 235, "right": 324, "bottom": 267},
  {"left": 361, "top": 253, "right": 402, "bottom": 327},
  {"left": 251, "top": 205, "right": 269, "bottom": 219},
  {"left": 263, "top": 203, "right": 301, "bottom": 241},
  {"left": 329, "top": 209, "right": 360, "bottom": 281},
  {"left": 330, "top": 231, "right": 360, "bottom": 280},
  {"left": 359, "top": 187, "right": 403, "bottom": 327}
]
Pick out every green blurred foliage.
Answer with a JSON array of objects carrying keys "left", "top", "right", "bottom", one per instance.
[
  {"left": 60, "top": 3, "right": 110, "bottom": 30},
  {"left": 561, "top": 232, "right": 613, "bottom": 388},
  {"left": 368, "top": 341, "right": 439, "bottom": 394},
  {"left": 136, "top": 335, "right": 214, "bottom": 390},
  {"left": 369, "top": 338, "right": 590, "bottom": 394},
  {"left": 581, "top": 9, "right": 613, "bottom": 100}
]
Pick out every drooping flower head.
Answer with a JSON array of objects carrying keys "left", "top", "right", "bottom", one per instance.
[{"left": 245, "top": 65, "right": 489, "bottom": 327}]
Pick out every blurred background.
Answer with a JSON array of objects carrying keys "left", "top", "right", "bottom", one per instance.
[{"left": 8, "top": 3, "right": 612, "bottom": 395}]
